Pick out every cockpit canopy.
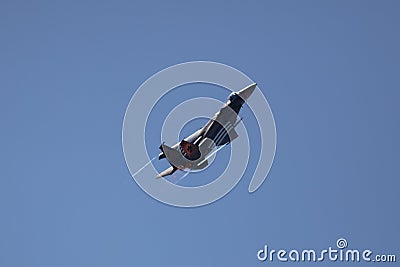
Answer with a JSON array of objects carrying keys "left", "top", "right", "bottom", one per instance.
[{"left": 228, "top": 92, "right": 239, "bottom": 102}]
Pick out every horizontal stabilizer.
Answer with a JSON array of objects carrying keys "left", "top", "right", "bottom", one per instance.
[{"left": 156, "top": 166, "right": 177, "bottom": 178}]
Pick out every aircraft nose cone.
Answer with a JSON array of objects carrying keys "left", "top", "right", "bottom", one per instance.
[{"left": 237, "top": 83, "right": 257, "bottom": 101}]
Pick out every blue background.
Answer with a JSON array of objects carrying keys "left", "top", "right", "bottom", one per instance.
[{"left": 1, "top": 1, "right": 399, "bottom": 266}]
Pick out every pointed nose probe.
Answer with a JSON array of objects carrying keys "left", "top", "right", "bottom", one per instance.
[{"left": 237, "top": 83, "right": 257, "bottom": 101}]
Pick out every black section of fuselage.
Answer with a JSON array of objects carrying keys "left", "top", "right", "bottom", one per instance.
[
  {"left": 204, "top": 94, "right": 244, "bottom": 146},
  {"left": 228, "top": 92, "right": 245, "bottom": 114},
  {"left": 204, "top": 120, "right": 231, "bottom": 146}
]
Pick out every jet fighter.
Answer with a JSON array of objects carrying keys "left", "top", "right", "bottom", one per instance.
[{"left": 157, "top": 83, "right": 256, "bottom": 178}]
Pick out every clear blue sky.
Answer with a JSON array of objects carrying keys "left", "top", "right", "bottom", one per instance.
[{"left": 1, "top": 1, "right": 399, "bottom": 266}]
